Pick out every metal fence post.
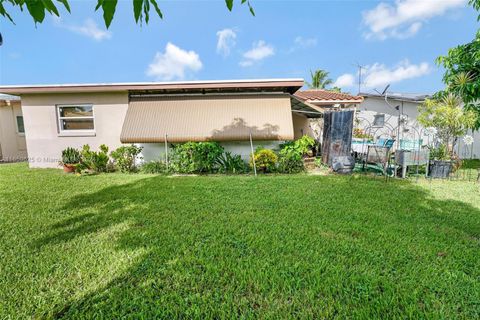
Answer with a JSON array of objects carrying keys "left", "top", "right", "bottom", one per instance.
[
  {"left": 250, "top": 132, "right": 257, "bottom": 177},
  {"left": 165, "top": 134, "right": 169, "bottom": 170}
]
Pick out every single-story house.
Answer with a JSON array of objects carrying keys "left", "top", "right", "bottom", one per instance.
[
  {"left": 0, "top": 94, "right": 27, "bottom": 162},
  {"left": 0, "top": 79, "right": 364, "bottom": 168},
  {"left": 357, "top": 92, "right": 479, "bottom": 158}
]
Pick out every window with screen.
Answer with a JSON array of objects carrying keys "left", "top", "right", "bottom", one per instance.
[
  {"left": 57, "top": 105, "right": 94, "bottom": 132},
  {"left": 16, "top": 116, "right": 25, "bottom": 133},
  {"left": 373, "top": 114, "right": 385, "bottom": 127}
]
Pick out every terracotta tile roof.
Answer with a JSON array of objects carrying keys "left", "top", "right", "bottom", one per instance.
[{"left": 294, "top": 89, "right": 363, "bottom": 103}]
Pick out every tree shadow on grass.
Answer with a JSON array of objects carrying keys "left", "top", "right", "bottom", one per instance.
[{"left": 33, "top": 175, "right": 480, "bottom": 319}]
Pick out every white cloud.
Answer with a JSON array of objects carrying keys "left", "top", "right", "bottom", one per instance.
[
  {"left": 363, "top": 60, "right": 431, "bottom": 88},
  {"left": 8, "top": 52, "right": 21, "bottom": 59},
  {"left": 54, "top": 17, "right": 111, "bottom": 41},
  {"left": 334, "top": 74, "right": 355, "bottom": 88},
  {"left": 239, "top": 60, "right": 254, "bottom": 67},
  {"left": 146, "top": 42, "right": 203, "bottom": 81},
  {"left": 288, "top": 36, "right": 318, "bottom": 53},
  {"left": 363, "top": 0, "right": 466, "bottom": 40},
  {"left": 332, "top": 60, "right": 431, "bottom": 90},
  {"left": 216, "top": 28, "right": 237, "bottom": 57},
  {"left": 294, "top": 36, "right": 318, "bottom": 48},
  {"left": 240, "top": 40, "right": 274, "bottom": 67}
]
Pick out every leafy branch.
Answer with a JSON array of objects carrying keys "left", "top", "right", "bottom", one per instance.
[{"left": 0, "top": 0, "right": 254, "bottom": 28}]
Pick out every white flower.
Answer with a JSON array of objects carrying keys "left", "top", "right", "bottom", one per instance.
[
  {"left": 463, "top": 135, "right": 474, "bottom": 146},
  {"left": 425, "top": 127, "right": 437, "bottom": 136}
]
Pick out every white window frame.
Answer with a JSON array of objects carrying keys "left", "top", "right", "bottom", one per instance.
[{"left": 56, "top": 104, "right": 96, "bottom": 136}]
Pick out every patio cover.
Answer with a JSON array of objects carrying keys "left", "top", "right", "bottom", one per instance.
[
  {"left": 290, "top": 95, "right": 323, "bottom": 118},
  {"left": 120, "top": 94, "right": 295, "bottom": 143}
]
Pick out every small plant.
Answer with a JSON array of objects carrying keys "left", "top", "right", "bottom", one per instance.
[
  {"left": 250, "top": 148, "right": 278, "bottom": 173},
  {"left": 295, "top": 135, "right": 315, "bottom": 155},
  {"left": 61, "top": 147, "right": 81, "bottom": 165},
  {"left": 314, "top": 158, "right": 330, "bottom": 170},
  {"left": 77, "top": 144, "right": 110, "bottom": 173},
  {"left": 353, "top": 128, "right": 373, "bottom": 140},
  {"left": 429, "top": 144, "right": 450, "bottom": 161},
  {"left": 110, "top": 145, "right": 143, "bottom": 173},
  {"left": 216, "top": 152, "right": 247, "bottom": 174},
  {"left": 60, "top": 147, "right": 81, "bottom": 173},
  {"left": 141, "top": 160, "right": 168, "bottom": 174}
]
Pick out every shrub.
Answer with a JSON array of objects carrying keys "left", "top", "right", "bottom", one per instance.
[
  {"left": 141, "top": 160, "right": 168, "bottom": 174},
  {"left": 250, "top": 148, "right": 278, "bottom": 173},
  {"left": 170, "top": 142, "right": 224, "bottom": 174},
  {"left": 61, "top": 147, "right": 81, "bottom": 165},
  {"left": 277, "top": 135, "right": 315, "bottom": 173},
  {"left": 418, "top": 95, "right": 476, "bottom": 159},
  {"left": 110, "top": 145, "right": 143, "bottom": 173},
  {"left": 278, "top": 147, "right": 304, "bottom": 174},
  {"left": 77, "top": 144, "right": 110, "bottom": 173},
  {"left": 295, "top": 135, "right": 316, "bottom": 155},
  {"left": 216, "top": 152, "right": 247, "bottom": 174}
]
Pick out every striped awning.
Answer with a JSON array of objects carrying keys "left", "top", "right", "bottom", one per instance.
[{"left": 120, "top": 94, "right": 295, "bottom": 143}]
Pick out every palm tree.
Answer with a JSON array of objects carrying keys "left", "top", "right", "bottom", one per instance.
[{"left": 307, "top": 69, "right": 333, "bottom": 89}]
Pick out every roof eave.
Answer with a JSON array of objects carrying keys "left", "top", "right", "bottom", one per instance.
[
  {"left": 0, "top": 79, "right": 304, "bottom": 95},
  {"left": 308, "top": 99, "right": 364, "bottom": 105}
]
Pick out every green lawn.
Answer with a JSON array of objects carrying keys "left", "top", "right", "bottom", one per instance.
[{"left": 0, "top": 163, "right": 479, "bottom": 319}]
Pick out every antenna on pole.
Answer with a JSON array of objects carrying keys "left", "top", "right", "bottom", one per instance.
[
  {"left": 354, "top": 62, "right": 365, "bottom": 95},
  {"left": 381, "top": 84, "right": 390, "bottom": 96}
]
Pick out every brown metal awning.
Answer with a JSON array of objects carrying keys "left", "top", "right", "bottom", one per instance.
[
  {"left": 290, "top": 96, "right": 324, "bottom": 118},
  {"left": 120, "top": 94, "right": 295, "bottom": 143}
]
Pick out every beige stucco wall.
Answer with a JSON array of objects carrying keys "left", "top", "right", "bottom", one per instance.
[
  {"left": 292, "top": 113, "right": 314, "bottom": 139},
  {"left": 21, "top": 92, "right": 129, "bottom": 168},
  {"left": 0, "top": 101, "right": 27, "bottom": 161},
  {"left": 19, "top": 91, "right": 309, "bottom": 168}
]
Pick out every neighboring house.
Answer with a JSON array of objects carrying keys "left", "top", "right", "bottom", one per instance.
[
  {"left": 0, "top": 94, "right": 27, "bottom": 162},
  {"left": 0, "top": 79, "right": 345, "bottom": 168},
  {"left": 293, "top": 89, "right": 364, "bottom": 140},
  {"left": 357, "top": 92, "right": 479, "bottom": 158},
  {"left": 294, "top": 89, "right": 364, "bottom": 108}
]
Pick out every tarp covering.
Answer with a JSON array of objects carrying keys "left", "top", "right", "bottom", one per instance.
[
  {"left": 322, "top": 110, "right": 354, "bottom": 165},
  {"left": 121, "top": 94, "right": 294, "bottom": 143}
]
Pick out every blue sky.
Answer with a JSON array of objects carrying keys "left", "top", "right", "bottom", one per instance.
[{"left": 0, "top": 0, "right": 477, "bottom": 94}]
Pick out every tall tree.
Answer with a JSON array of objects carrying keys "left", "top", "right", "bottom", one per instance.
[
  {"left": 0, "top": 0, "right": 254, "bottom": 28},
  {"left": 306, "top": 69, "right": 333, "bottom": 89},
  {"left": 436, "top": 31, "right": 480, "bottom": 129},
  {"left": 436, "top": 0, "right": 480, "bottom": 129}
]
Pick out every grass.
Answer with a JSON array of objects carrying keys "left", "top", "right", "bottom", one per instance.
[
  {"left": 462, "top": 159, "right": 480, "bottom": 169},
  {"left": 0, "top": 163, "right": 479, "bottom": 319}
]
